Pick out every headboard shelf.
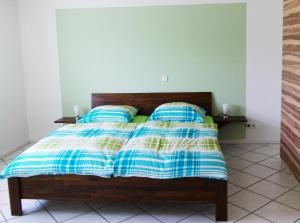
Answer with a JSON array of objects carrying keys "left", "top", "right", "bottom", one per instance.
[{"left": 92, "top": 92, "right": 212, "bottom": 115}]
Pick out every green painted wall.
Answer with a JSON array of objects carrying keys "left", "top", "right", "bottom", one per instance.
[{"left": 56, "top": 3, "right": 246, "bottom": 139}]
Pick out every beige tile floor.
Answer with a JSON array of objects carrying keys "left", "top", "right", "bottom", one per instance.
[{"left": 0, "top": 143, "right": 299, "bottom": 223}]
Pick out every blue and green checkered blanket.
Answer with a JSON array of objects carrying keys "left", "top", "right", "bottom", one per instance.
[
  {"left": 0, "top": 122, "right": 137, "bottom": 179},
  {"left": 1, "top": 121, "right": 226, "bottom": 180},
  {"left": 114, "top": 121, "right": 227, "bottom": 180}
]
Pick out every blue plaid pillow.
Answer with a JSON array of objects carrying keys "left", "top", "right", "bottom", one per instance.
[
  {"left": 77, "top": 105, "right": 138, "bottom": 123},
  {"left": 149, "top": 102, "right": 206, "bottom": 123}
]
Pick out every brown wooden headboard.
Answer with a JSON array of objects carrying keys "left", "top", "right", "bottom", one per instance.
[{"left": 92, "top": 92, "right": 212, "bottom": 115}]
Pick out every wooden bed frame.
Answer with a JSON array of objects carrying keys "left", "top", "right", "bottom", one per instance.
[{"left": 8, "top": 92, "right": 227, "bottom": 221}]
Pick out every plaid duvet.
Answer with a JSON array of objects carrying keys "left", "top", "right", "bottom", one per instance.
[
  {"left": 114, "top": 121, "right": 227, "bottom": 180},
  {"left": 0, "top": 122, "right": 137, "bottom": 179}
]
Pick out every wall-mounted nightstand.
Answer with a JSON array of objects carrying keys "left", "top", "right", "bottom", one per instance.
[
  {"left": 54, "top": 117, "right": 77, "bottom": 124},
  {"left": 213, "top": 116, "right": 247, "bottom": 128}
]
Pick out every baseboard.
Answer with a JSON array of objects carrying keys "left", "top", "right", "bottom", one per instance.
[
  {"left": 0, "top": 141, "right": 31, "bottom": 159},
  {"left": 220, "top": 139, "right": 280, "bottom": 144}
]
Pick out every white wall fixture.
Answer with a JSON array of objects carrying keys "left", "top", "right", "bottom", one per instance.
[
  {"left": 73, "top": 105, "right": 80, "bottom": 118},
  {"left": 161, "top": 75, "right": 168, "bottom": 82},
  {"left": 222, "top": 104, "right": 231, "bottom": 118}
]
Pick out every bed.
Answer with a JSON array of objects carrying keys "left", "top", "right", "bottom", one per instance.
[{"left": 6, "top": 92, "right": 227, "bottom": 221}]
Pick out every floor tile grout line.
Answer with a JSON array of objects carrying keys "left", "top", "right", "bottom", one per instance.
[
  {"left": 239, "top": 166, "right": 279, "bottom": 179},
  {"left": 252, "top": 213, "right": 274, "bottom": 223},
  {"left": 252, "top": 148, "right": 280, "bottom": 157},
  {"left": 228, "top": 162, "right": 299, "bottom": 204},
  {"left": 294, "top": 217, "right": 300, "bottom": 223},
  {"left": 118, "top": 212, "right": 146, "bottom": 223},
  {"left": 264, "top": 144, "right": 280, "bottom": 149},
  {"left": 228, "top": 176, "right": 300, "bottom": 216},
  {"left": 133, "top": 202, "right": 163, "bottom": 213},
  {"left": 198, "top": 202, "right": 259, "bottom": 223},
  {"left": 240, "top": 213, "right": 274, "bottom": 223},
  {"left": 275, "top": 200, "right": 300, "bottom": 213},
  {"left": 181, "top": 203, "right": 211, "bottom": 214},
  {"left": 228, "top": 163, "right": 281, "bottom": 189},
  {"left": 141, "top": 211, "right": 164, "bottom": 223},
  {"left": 227, "top": 186, "right": 243, "bottom": 197},
  {"left": 180, "top": 203, "right": 224, "bottom": 222},
  {"left": 182, "top": 203, "right": 224, "bottom": 222},
  {"left": 292, "top": 184, "right": 300, "bottom": 190},
  {"left": 116, "top": 203, "right": 149, "bottom": 223},
  {"left": 60, "top": 210, "right": 92, "bottom": 223},
  {"left": 229, "top": 173, "right": 294, "bottom": 201},
  {"left": 131, "top": 202, "right": 178, "bottom": 223},
  {"left": 232, "top": 156, "right": 272, "bottom": 168},
  {"left": 228, "top": 202, "right": 275, "bottom": 223},
  {"left": 228, "top": 159, "right": 299, "bottom": 189},
  {"left": 43, "top": 202, "right": 93, "bottom": 223},
  {"left": 254, "top": 204, "right": 285, "bottom": 223},
  {"left": 232, "top": 212, "right": 253, "bottom": 223},
  {"left": 37, "top": 200, "right": 64, "bottom": 209},
  {"left": 86, "top": 200, "right": 114, "bottom": 211},
  {"left": 175, "top": 212, "right": 198, "bottom": 223},
  {"left": 229, "top": 200, "right": 276, "bottom": 222},
  {"left": 43, "top": 207, "right": 59, "bottom": 223},
  {"left": 58, "top": 209, "right": 101, "bottom": 223},
  {"left": 260, "top": 176, "right": 298, "bottom": 190},
  {"left": 249, "top": 212, "right": 276, "bottom": 223},
  {"left": 139, "top": 210, "right": 164, "bottom": 223},
  {"left": 0, "top": 210, "right": 6, "bottom": 223},
  {"left": 84, "top": 201, "right": 112, "bottom": 223},
  {"left": 1, "top": 205, "right": 56, "bottom": 222},
  {"left": 227, "top": 151, "right": 284, "bottom": 172},
  {"left": 91, "top": 201, "right": 152, "bottom": 223},
  {"left": 224, "top": 143, "right": 267, "bottom": 153},
  {"left": 227, "top": 149, "right": 298, "bottom": 191},
  {"left": 1, "top": 201, "right": 47, "bottom": 221},
  {"left": 194, "top": 205, "right": 216, "bottom": 222},
  {"left": 235, "top": 153, "right": 272, "bottom": 164},
  {"left": 231, "top": 144, "right": 267, "bottom": 151},
  {"left": 225, "top": 151, "right": 279, "bottom": 166},
  {"left": 0, "top": 210, "right": 19, "bottom": 222},
  {"left": 136, "top": 204, "right": 166, "bottom": 223},
  {"left": 228, "top": 178, "right": 297, "bottom": 206},
  {"left": 224, "top": 144, "right": 280, "bottom": 156}
]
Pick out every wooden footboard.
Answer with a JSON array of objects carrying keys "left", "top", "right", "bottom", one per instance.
[{"left": 8, "top": 175, "right": 227, "bottom": 221}]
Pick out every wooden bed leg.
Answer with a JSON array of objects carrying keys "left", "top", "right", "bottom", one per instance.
[
  {"left": 215, "top": 180, "right": 227, "bottom": 221},
  {"left": 8, "top": 178, "right": 23, "bottom": 216}
]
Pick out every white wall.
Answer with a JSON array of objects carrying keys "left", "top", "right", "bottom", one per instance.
[
  {"left": 0, "top": 0, "right": 29, "bottom": 157},
  {"left": 17, "top": 0, "right": 282, "bottom": 143},
  {"left": 246, "top": 0, "right": 282, "bottom": 142}
]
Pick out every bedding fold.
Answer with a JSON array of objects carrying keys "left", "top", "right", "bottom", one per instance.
[
  {"left": 0, "top": 122, "right": 137, "bottom": 179},
  {"left": 114, "top": 121, "right": 227, "bottom": 180}
]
